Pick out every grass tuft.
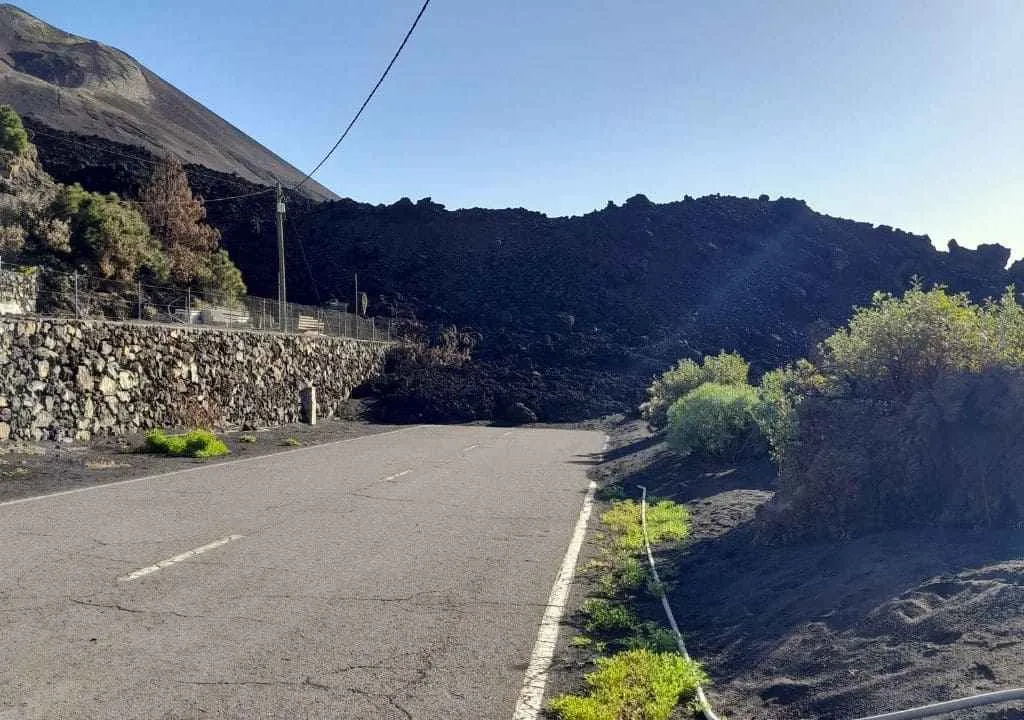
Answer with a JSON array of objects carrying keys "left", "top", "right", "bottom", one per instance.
[
  {"left": 580, "top": 598, "right": 639, "bottom": 635},
  {"left": 596, "top": 555, "right": 647, "bottom": 598},
  {"left": 547, "top": 649, "right": 707, "bottom": 720},
  {"left": 600, "top": 499, "right": 690, "bottom": 553},
  {"left": 145, "top": 429, "right": 230, "bottom": 459}
]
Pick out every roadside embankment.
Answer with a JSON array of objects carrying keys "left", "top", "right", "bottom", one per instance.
[{"left": 585, "top": 419, "right": 1024, "bottom": 720}]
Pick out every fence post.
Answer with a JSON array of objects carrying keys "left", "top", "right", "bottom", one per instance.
[
  {"left": 73, "top": 271, "right": 79, "bottom": 318},
  {"left": 186, "top": 287, "right": 192, "bottom": 325},
  {"left": 137, "top": 281, "right": 142, "bottom": 320}
]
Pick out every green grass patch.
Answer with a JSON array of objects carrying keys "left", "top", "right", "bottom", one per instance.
[
  {"left": 601, "top": 499, "right": 690, "bottom": 553},
  {"left": 282, "top": 437, "right": 303, "bottom": 447},
  {"left": 595, "top": 555, "right": 647, "bottom": 598},
  {"left": 570, "top": 635, "right": 595, "bottom": 649},
  {"left": 547, "top": 649, "right": 707, "bottom": 720},
  {"left": 238, "top": 434, "right": 257, "bottom": 444},
  {"left": 555, "top": 496, "right": 701, "bottom": 718},
  {"left": 624, "top": 623, "right": 679, "bottom": 653},
  {"left": 580, "top": 598, "right": 639, "bottom": 635},
  {"left": 144, "top": 429, "right": 229, "bottom": 459}
]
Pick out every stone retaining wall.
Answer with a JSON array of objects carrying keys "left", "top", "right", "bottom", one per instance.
[
  {"left": 0, "top": 268, "right": 37, "bottom": 315},
  {"left": 0, "top": 317, "right": 391, "bottom": 441}
]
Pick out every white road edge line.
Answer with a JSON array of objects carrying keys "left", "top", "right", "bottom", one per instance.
[
  {"left": 0, "top": 425, "right": 423, "bottom": 509},
  {"left": 512, "top": 477, "right": 599, "bottom": 720},
  {"left": 118, "top": 534, "right": 244, "bottom": 582}
]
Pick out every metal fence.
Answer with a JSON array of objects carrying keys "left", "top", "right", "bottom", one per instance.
[{"left": 0, "top": 263, "right": 394, "bottom": 342}]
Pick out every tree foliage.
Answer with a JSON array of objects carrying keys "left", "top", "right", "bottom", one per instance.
[
  {"left": 52, "top": 183, "right": 166, "bottom": 282},
  {"left": 0, "top": 105, "right": 29, "bottom": 155},
  {"left": 206, "top": 248, "right": 247, "bottom": 305},
  {"left": 137, "top": 155, "right": 246, "bottom": 302},
  {"left": 139, "top": 154, "right": 220, "bottom": 285}
]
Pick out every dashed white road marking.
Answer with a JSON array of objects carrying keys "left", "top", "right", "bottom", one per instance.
[
  {"left": 118, "top": 534, "right": 244, "bottom": 582},
  {"left": 462, "top": 444, "right": 480, "bottom": 452},
  {"left": 512, "top": 479, "right": 598, "bottom": 719},
  {"left": 382, "top": 470, "right": 412, "bottom": 482},
  {"left": 502, "top": 431, "right": 513, "bottom": 437}
]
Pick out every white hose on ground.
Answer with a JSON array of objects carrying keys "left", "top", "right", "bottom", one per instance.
[
  {"left": 639, "top": 485, "right": 721, "bottom": 720},
  {"left": 852, "top": 688, "right": 1024, "bottom": 720}
]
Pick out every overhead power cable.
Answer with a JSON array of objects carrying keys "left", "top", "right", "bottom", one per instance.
[
  {"left": 293, "top": 0, "right": 431, "bottom": 191},
  {"left": 134, "top": 188, "right": 275, "bottom": 207}
]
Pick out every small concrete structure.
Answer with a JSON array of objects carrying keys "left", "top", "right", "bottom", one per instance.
[{"left": 300, "top": 384, "right": 317, "bottom": 425}]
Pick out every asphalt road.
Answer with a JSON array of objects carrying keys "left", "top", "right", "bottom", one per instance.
[{"left": 0, "top": 425, "right": 605, "bottom": 720}]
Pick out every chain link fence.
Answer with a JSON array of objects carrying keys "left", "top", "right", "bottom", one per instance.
[{"left": 0, "top": 262, "right": 394, "bottom": 342}]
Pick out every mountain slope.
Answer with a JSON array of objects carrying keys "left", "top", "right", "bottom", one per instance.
[{"left": 0, "top": 4, "right": 336, "bottom": 200}]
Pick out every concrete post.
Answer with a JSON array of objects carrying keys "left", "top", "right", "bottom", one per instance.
[{"left": 300, "top": 384, "right": 317, "bottom": 425}]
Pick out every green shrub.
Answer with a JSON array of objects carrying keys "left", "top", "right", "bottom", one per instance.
[
  {"left": 666, "top": 382, "right": 761, "bottom": 458},
  {"left": 547, "top": 649, "right": 707, "bottom": 720},
  {"left": 580, "top": 598, "right": 639, "bottom": 635},
  {"left": 641, "top": 351, "right": 749, "bottom": 427},
  {"left": 0, "top": 105, "right": 29, "bottom": 155},
  {"left": 753, "top": 359, "right": 828, "bottom": 463},
  {"left": 600, "top": 499, "right": 689, "bottom": 554},
  {"left": 766, "top": 283, "right": 1024, "bottom": 539},
  {"left": 145, "top": 429, "right": 229, "bottom": 459},
  {"left": 819, "top": 283, "right": 1024, "bottom": 397}
]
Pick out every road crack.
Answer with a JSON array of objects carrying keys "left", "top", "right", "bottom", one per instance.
[
  {"left": 68, "top": 597, "right": 263, "bottom": 623},
  {"left": 177, "top": 677, "right": 330, "bottom": 691}
]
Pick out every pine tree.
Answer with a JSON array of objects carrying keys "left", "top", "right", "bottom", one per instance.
[
  {"left": 138, "top": 155, "right": 246, "bottom": 303},
  {"left": 138, "top": 155, "right": 220, "bottom": 286},
  {"left": 0, "top": 105, "right": 29, "bottom": 155}
]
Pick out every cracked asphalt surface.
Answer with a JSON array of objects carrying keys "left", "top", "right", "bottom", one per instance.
[{"left": 0, "top": 425, "right": 605, "bottom": 719}]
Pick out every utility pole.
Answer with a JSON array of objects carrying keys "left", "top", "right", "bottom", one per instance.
[
  {"left": 354, "top": 272, "right": 359, "bottom": 316},
  {"left": 275, "top": 182, "right": 287, "bottom": 331}
]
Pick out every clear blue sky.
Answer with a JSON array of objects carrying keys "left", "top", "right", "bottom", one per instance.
[{"left": 16, "top": 0, "right": 1024, "bottom": 256}]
